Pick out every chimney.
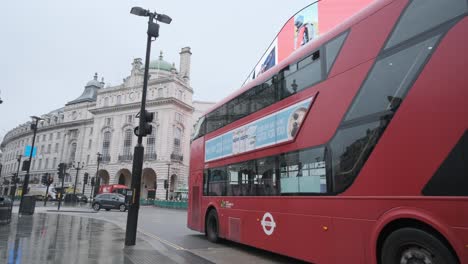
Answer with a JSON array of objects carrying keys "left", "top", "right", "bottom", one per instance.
[{"left": 179, "top": 47, "right": 192, "bottom": 84}]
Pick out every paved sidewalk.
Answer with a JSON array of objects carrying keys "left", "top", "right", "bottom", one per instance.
[{"left": 0, "top": 213, "right": 212, "bottom": 264}]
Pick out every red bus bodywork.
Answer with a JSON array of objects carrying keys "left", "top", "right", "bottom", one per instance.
[
  {"left": 98, "top": 184, "right": 129, "bottom": 195},
  {"left": 188, "top": 0, "right": 468, "bottom": 263}
]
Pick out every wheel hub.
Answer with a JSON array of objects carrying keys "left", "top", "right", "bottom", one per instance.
[{"left": 400, "top": 247, "right": 433, "bottom": 264}]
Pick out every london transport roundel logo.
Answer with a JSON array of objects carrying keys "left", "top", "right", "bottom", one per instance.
[{"left": 261, "top": 212, "right": 276, "bottom": 236}]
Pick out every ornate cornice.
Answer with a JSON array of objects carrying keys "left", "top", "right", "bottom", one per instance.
[
  {"left": 89, "top": 97, "right": 194, "bottom": 115},
  {"left": 98, "top": 76, "right": 193, "bottom": 95},
  {"left": 1, "top": 119, "right": 93, "bottom": 147}
]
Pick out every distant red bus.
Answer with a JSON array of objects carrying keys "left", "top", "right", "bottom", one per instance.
[
  {"left": 187, "top": 0, "right": 468, "bottom": 263},
  {"left": 99, "top": 184, "right": 129, "bottom": 196}
]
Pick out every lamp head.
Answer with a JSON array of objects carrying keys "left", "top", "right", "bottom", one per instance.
[
  {"left": 130, "top": 7, "right": 149, "bottom": 17},
  {"left": 156, "top": 14, "right": 172, "bottom": 24}
]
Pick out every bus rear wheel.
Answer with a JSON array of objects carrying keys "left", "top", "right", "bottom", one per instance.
[
  {"left": 206, "top": 209, "right": 220, "bottom": 243},
  {"left": 381, "top": 227, "right": 458, "bottom": 264}
]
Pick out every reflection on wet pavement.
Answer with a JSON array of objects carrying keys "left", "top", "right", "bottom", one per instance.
[{"left": 0, "top": 213, "right": 212, "bottom": 264}]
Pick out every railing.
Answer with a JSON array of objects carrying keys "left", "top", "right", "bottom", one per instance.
[
  {"left": 144, "top": 152, "right": 157, "bottom": 161},
  {"left": 118, "top": 154, "right": 133, "bottom": 162},
  {"left": 101, "top": 155, "right": 111, "bottom": 163},
  {"left": 170, "top": 153, "right": 183, "bottom": 162},
  {"left": 151, "top": 200, "right": 187, "bottom": 209}
]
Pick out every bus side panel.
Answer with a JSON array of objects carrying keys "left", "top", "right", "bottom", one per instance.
[
  {"left": 188, "top": 137, "right": 206, "bottom": 231},
  {"left": 331, "top": 218, "right": 369, "bottom": 264},
  {"left": 189, "top": 136, "right": 205, "bottom": 173},
  {"left": 218, "top": 199, "right": 334, "bottom": 264},
  {"left": 345, "top": 17, "right": 468, "bottom": 198},
  {"left": 295, "top": 61, "right": 373, "bottom": 149}
]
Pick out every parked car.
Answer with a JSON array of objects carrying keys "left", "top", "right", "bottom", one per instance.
[
  {"left": 92, "top": 193, "right": 127, "bottom": 212},
  {"left": 64, "top": 193, "right": 88, "bottom": 203},
  {"left": 0, "top": 196, "right": 12, "bottom": 225}
]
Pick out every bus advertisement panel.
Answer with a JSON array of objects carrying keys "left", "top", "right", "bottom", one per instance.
[
  {"left": 205, "top": 96, "right": 315, "bottom": 162},
  {"left": 245, "top": 0, "right": 373, "bottom": 84}
]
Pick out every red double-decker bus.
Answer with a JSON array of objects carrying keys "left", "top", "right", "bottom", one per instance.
[{"left": 188, "top": 0, "right": 468, "bottom": 263}]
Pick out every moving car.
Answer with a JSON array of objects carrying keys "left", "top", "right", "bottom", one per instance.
[
  {"left": 63, "top": 193, "right": 88, "bottom": 203},
  {"left": 92, "top": 193, "right": 127, "bottom": 212}
]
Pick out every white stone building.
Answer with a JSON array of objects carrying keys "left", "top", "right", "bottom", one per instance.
[{"left": 0, "top": 47, "right": 215, "bottom": 200}]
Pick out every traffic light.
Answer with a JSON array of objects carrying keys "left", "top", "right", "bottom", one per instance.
[
  {"left": 22, "top": 160, "right": 30, "bottom": 171},
  {"left": 41, "top": 174, "right": 48, "bottom": 185},
  {"left": 57, "top": 163, "right": 66, "bottom": 179},
  {"left": 90, "top": 177, "right": 95, "bottom": 186},
  {"left": 135, "top": 110, "right": 154, "bottom": 137},
  {"left": 164, "top": 179, "right": 169, "bottom": 189},
  {"left": 83, "top": 173, "right": 89, "bottom": 185}
]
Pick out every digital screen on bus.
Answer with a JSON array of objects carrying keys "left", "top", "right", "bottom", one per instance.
[{"left": 245, "top": 0, "right": 373, "bottom": 84}]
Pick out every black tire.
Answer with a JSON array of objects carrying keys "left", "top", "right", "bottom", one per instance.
[
  {"left": 119, "top": 204, "right": 126, "bottom": 212},
  {"left": 92, "top": 203, "right": 100, "bottom": 211},
  {"left": 381, "top": 227, "right": 458, "bottom": 264},
  {"left": 205, "top": 209, "right": 220, "bottom": 243},
  {"left": 105, "top": 208, "right": 110, "bottom": 211}
]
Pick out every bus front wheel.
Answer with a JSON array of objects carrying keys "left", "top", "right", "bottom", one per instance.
[
  {"left": 381, "top": 227, "right": 458, "bottom": 264},
  {"left": 206, "top": 209, "right": 220, "bottom": 243}
]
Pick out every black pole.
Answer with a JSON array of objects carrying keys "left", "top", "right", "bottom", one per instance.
[
  {"left": 82, "top": 181, "right": 86, "bottom": 195},
  {"left": 12, "top": 155, "right": 22, "bottom": 203},
  {"left": 90, "top": 178, "right": 95, "bottom": 200},
  {"left": 0, "top": 164, "right": 3, "bottom": 197},
  {"left": 10, "top": 175, "right": 17, "bottom": 209},
  {"left": 57, "top": 166, "right": 66, "bottom": 211},
  {"left": 166, "top": 163, "right": 170, "bottom": 200},
  {"left": 44, "top": 183, "right": 49, "bottom": 207},
  {"left": 19, "top": 117, "right": 40, "bottom": 213},
  {"left": 125, "top": 13, "right": 154, "bottom": 247},
  {"left": 73, "top": 162, "right": 81, "bottom": 195},
  {"left": 93, "top": 154, "right": 102, "bottom": 198}
]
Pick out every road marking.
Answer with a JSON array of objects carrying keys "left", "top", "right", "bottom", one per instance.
[{"left": 137, "top": 228, "right": 185, "bottom": 250}]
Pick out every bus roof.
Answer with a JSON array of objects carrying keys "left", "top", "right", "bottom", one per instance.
[{"left": 202, "top": 0, "right": 391, "bottom": 117}]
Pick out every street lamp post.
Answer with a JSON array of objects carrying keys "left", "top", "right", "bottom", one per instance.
[
  {"left": 12, "top": 155, "right": 22, "bottom": 203},
  {"left": 93, "top": 153, "right": 102, "bottom": 199},
  {"left": 166, "top": 162, "right": 171, "bottom": 200},
  {"left": 90, "top": 177, "right": 95, "bottom": 199},
  {"left": 0, "top": 163, "right": 3, "bottom": 194},
  {"left": 125, "top": 6, "right": 171, "bottom": 247},
  {"left": 19, "top": 116, "right": 42, "bottom": 213},
  {"left": 82, "top": 173, "right": 88, "bottom": 195},
  {"left": 72, "top": 161, "right": 84, "bottom": 196}
]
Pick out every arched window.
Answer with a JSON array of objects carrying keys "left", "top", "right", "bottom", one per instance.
[
  {"left": 104, "top": 97, "right": 109, "bottom": 106},
  {"left": 102, "top": 131, "right": 111, "bottom": 157},
  {"left": 158, "top": 88, "right": 163, "bottom": 97},
  {"left": 123, "top": 129, "right": 133, "bottom": 156}
]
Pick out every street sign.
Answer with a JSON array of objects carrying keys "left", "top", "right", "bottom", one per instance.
[{"left": 24, "top": 146, "right": 37, "bottom": 158}]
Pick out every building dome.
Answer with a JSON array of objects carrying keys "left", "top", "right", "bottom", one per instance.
[
  {"left": 66, "top": 73, "right": 103, "bottom": 105},
  {"left": 86, "top": 73, "right": 104, "bottom": 88},
  {"left": 148, "top": 51, "right": 173, "bottom": 72}
]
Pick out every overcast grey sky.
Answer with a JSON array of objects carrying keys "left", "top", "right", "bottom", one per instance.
[{"left": 0, "top": 0, "right": 313, "bottom": 139}]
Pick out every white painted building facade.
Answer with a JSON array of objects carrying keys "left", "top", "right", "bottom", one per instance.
[{"left": 0, "top": 47, "right": 215, "bottom": 200}]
